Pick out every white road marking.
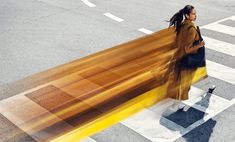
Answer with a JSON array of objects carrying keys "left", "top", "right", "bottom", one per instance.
[
  {"left": 120, "top": 86, "right": 232, "bottom": 142},
  {"left": 202, "top": 23, "right": 235, "bottom": 36},
  {"left": 183, "top": 88, "right": 231, "bottom": 115},
  {"left": 121, "top": 103, "right": 182, "bottom": 142},
  {"left": 103, "top": 13, "right": 124, "bottom": 22},
  {"left": 81, "top": 0, "right": 96, "bottom": 7},
  {"left": 171, "top": 95, "right": 235, "bottom": 142},
  {"left": 232, "top": 98, "right": 235, "bottom": 103},
  {"left": 201, "top": 15, "right": 235, "bottom": 25},
  {"left": 81, "top": 137, "right": 97, "bottom": 142},
  {"left": 230, "top": 16, "right": 235, "bottom": 21},
  {"left": 206, "top": 60, "right": 235, "bottom": 85},
  {"left": 203, "top": 36, "right": 235, "bottom": 57},
  {"left": 138, "top": 28, "right": 154, "bottom": 34}
]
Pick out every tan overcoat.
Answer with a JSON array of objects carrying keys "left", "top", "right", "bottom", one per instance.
[{"left": 168, "top": 19, "right": 202, "bottom": 100}]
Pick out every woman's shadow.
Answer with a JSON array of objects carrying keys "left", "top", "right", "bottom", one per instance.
[{"left": 160, "top": 90, "right": 217, "bottom": 142}]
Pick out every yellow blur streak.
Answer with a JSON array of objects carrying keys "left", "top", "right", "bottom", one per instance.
[{"left": 51, "top": 67, "right": 207, "bottom": 142}]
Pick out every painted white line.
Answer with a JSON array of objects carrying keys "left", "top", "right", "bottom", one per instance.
[
  {"left": 103, "top": 13, "right": 124, "bottom": 22},
  {"left": 81, "top": 0, "right": 96, "bottom": 7},
  {"left": 183, "top": 93, "right": 231, "bottom": 115},
  {"left": 203, "top": 36, "right": 235, "bottom": 57},
  {"left": 138, "top": 28, "right": 154, "bottom": 35},
  {"left": 187, "top": 86, "right": 206, "bottom": 100},
  {"left": 202, "top": 23, "right": 235, "bottom": 36},
  {"left": 121, "top": 86, "right": 232, "bottom": 142},
  {"left": 183, "top": 86, "right": 231, "bottom": 117},
  {"left": 230, "top": 16, "right": 235, "bottom": 21},
  {"left": 81, "top": 137, "right": 97, "bottom": 142},
  {"left": 201, "top": 15, "right": 235, "bottom": 25},
  {"left": 232, "top": 98, "right": 235, "bottom": 103},
  {"left": 206, "top": 60, "right": 235, "bottom": 85},
  {"left": 171, "top": 98, "right": 234, "bottom": 142},
  {"left": 121, "top": 105, "right": 183, "bottom": 142}
]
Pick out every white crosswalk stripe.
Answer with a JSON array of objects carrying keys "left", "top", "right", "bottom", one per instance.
[
  {"left": 120, "top": 87, "right": 232, "bottom": 142},
  {"left": 201, "top": 15, "right": 235, "bottom": 25},
  {"left": 203, "top": 23, "right": 235, "bottom": 36},
  {"left": 206, "top": 60, "right": 235, "bottom": 85},
  {"left": 203, "top": 36, "right": 235, "bottom": 57},
  {"left": 81, "top": 137, "right": 97, "bottom": 142},
  {"left": 232, "top": 98, "right": 235, "bottom": 103},
  {"left": 230, "top": 16, "right": 235, "bottom": 21}
]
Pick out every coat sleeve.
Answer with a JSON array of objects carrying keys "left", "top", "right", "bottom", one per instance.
[{"left": 183, "top": 27, "right": 198, "bottom": 54}]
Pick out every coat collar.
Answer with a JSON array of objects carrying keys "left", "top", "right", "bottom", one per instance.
[{"left": 183, "top": 19, "right": 196, "bottom": 28}]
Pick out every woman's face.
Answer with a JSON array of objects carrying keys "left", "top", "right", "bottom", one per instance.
[{"left": 186, "top": 9, "right": 197, "bottom": 21}]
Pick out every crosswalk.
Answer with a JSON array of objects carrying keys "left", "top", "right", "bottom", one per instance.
[
  {"left": 82, "top": 15, "right": 235, "bottom": 142},
  {"left": 202, "top": 36, "right": 235, "bottom": 57},
  {"left": 203, "top": 23, "right": 235, "bottom": 36},
  {"left": 0, "top": 12, "right": 234, "bottom": 142},
  {"left": 206, "top": 60, "right": 235, "bottom": 85}
]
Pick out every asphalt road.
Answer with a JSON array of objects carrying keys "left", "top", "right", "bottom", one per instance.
[{"left": 0, "top": 0, "right": 235, "bottom": 142}]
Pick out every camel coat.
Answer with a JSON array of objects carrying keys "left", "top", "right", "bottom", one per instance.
[{"left": 167, "top": 19, "right": 201, "bottom": 100}]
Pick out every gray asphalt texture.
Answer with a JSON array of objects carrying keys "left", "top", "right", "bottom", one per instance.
[{"left": 0, "top": 0, "right": 235, "bottom": 142}]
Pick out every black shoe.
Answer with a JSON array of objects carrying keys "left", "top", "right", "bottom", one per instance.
[{"left": 207, "top": 85, "right": 216, "bottom": 94}]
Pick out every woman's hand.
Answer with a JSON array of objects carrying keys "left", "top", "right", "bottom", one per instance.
[{"left": 198, "top": 40, "right": 205, "bottom": 48}]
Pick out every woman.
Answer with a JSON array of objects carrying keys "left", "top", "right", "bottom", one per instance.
[{"left": 167, "top": 5, "right": 206, "bottom": 111}]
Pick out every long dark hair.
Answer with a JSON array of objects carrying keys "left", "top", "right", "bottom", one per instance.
[{"left": 169, "top": 5, "right": 194, "bottom": 34}]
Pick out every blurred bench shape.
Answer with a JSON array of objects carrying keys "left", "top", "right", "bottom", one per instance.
[{"left": 0, "top": 27, "right": 207, "bottom": 142}]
